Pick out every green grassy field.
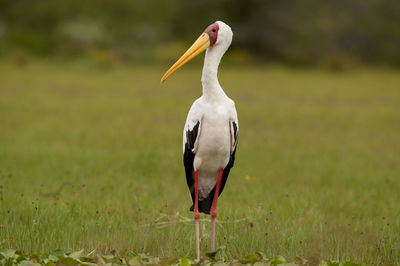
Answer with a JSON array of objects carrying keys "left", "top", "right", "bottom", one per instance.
[{"left": 0, "top": 61, "right": 399, "bottom": 264}]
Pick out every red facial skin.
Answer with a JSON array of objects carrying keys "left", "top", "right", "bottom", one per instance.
[{"left": 204, "top": 23, "right": 219, "bottom": 46}]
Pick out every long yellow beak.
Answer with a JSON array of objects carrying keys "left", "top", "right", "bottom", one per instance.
[{"left": 161, "top": 33, "right": 210, "bottom": 84}]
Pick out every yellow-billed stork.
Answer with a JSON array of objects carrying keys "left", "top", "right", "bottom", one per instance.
[{"left": 161, "top": 21, "right": 238, "bottom": 260}]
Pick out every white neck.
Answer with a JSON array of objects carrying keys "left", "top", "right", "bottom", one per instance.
[{"left": 201, "top": 45, "right": 227, "bottom": 101}]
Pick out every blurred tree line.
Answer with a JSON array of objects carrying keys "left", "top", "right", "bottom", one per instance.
[{"left": 0, "top": 0, "right": 399, "bottom": 66}]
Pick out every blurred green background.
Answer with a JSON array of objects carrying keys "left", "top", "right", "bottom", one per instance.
[
  {"left": 1, "top": 0, "right": 399, "bottom": 67},
  {"left": 1, "top": 0, "right": 400, "bottom": 264}
]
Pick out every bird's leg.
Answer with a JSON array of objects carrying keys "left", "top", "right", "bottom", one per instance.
[
  {"left": 194, "top": 169, "right": 200, "bottom": 261},
  {"left": 210, "top": 168, "right": 224, "bottom": 251}
]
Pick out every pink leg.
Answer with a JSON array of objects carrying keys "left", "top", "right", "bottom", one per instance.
[
  {"left": 194, "top": 170, "right": 200, "bottom": 260},
  {"left": 211, "top": 168, "right": 224, "bottom": 251}
]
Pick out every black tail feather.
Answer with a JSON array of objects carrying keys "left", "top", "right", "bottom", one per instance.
[
  {"left": 189, "top": 164, "right": 234, "bottom": 215},
  {"left": 189, "top": 182, "right": 219, "bottom": 215},
  {"left": 189, "top": 193, "right": 213, "bottom": 215}
]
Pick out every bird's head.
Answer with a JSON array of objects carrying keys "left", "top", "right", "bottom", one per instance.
[
  {"left": 209, "top": 21, "right": 233, "bottom": 49},
  {"left": 160, "top": 21, "right": 232, "bottom": 84}
]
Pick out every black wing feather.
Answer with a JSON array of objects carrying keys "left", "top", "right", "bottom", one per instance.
[
  {"left": 212, "top": 120, "right": 238, "bottom": 197},
  {"left": 183, "top": 121, "right": 200, "bottom": 205}
]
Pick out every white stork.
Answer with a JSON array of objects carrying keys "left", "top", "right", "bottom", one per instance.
[{"left": 161, "top": 21, "right": 238, "bottom": 260}]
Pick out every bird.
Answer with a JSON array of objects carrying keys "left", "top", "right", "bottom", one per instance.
[{"left": 160, "top": 21, "right": 238, "bottom": 260}]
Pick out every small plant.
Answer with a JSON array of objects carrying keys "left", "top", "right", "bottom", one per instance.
[{"left": 0, "top": 248, "right": 361, "bottom": 265}]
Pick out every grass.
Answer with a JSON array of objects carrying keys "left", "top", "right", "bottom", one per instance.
[{"left": 0, "top": 60, "right": 399, "bottom": 265}]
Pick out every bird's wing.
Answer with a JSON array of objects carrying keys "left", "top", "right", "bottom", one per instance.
[
  {"left": 216, "top": 102, "right": 239, "bottom": 196},
  {"left": 183, "top": 99, "right": 203, "bottom": 199},
  {"left": 230, "top": 106, "right": 239, "bottom": 155}
]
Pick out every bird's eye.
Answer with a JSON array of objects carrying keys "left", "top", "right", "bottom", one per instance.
[{"left": 212, "top": 29, "right": 216, "bottom": 33}]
